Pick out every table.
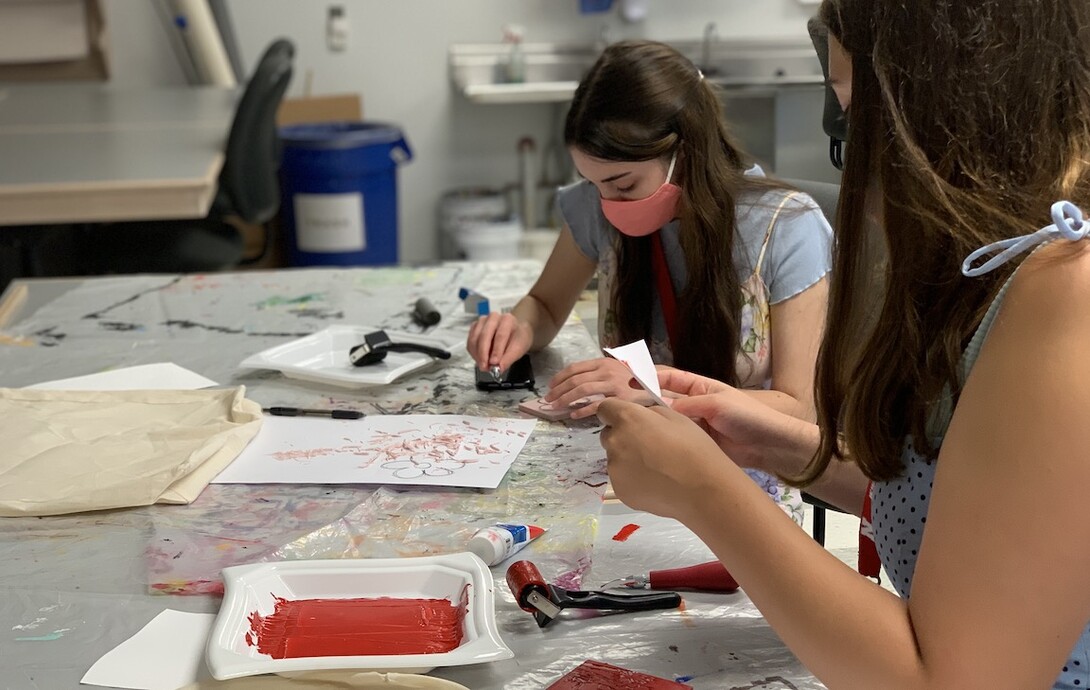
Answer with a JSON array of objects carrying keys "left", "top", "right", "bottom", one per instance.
[
  {"left": 0, "top": 84, "right": 236, "bottom": 225},
  {"left": 0, "top": 262, "right": 822, "bottom": 689}
]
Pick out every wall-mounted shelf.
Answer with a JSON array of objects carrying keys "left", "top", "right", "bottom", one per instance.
[{"left": 448, "top": 43, "right": 593, "bottom": 104}]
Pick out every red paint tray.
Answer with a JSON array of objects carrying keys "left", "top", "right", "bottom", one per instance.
[{"left": 205, "top": 553, "right": 512, "bottom": 680}]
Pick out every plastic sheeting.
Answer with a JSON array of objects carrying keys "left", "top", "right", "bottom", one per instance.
[{"left": 0, "top": 264, "right": 824, "bottom": 688}]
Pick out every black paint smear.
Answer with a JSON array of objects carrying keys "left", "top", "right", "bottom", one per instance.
[
  {"left": 729, "top": 678, "right": 800, "bottom": 690},
  {"left": 430, "top": 381, "right": 453, "bottom": 401},
  {"left": 293, "top": 308, "right": 344, "bottom": 320},
  {"left": 161, "top": 320, "right": 310, "bottom": 338},
  {"left": 82, "top": 276, "right": 183, "bottom": 320},
  {"left": 576, "top": 479, "right": 608, "bottom": 488},
  {"left": 98, "top": 321, "right": 141, "bottom": 332},
  {"left": 33, "top": 327, "right": 67, "bottom": 347}
]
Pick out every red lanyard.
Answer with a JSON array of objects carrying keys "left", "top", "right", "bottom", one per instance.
[{"left": 651, "top": 234, "right": 679, "bottom": 351}]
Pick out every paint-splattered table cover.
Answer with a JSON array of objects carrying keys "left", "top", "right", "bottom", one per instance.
[{"left": 0, "top": 262, "right": 823, "bottom": 689}]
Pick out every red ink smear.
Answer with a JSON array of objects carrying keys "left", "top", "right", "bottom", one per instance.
[
  {"left": 547, "top": 660, "right": 687, "bottom": 689},
  {"left": 612, "top": 523, "right": 641, "bottom": 542},
  {"left": 246, "top": 590, "right": 468, "bottom": 659}
]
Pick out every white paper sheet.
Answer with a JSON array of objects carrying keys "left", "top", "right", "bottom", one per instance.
[
  {"left": 80, "top": 610, "right": 215, "bottom": 690},
  {"left": 212, "top": 415, "right": 536, "bottom": 489},
  {"left": 602, "top": 340, "right": 667, "bottom": 406},
  {"left": 26, "top": 362, "right": 218, "bottom": 391}
]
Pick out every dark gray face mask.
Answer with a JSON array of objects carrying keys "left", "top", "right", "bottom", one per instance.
[{"left": 808, "top": 16, "right": 848, "bottom": 170}]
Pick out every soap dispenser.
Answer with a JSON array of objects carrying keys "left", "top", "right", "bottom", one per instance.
[{"left": 502, "top": 24, "right": 526, "bottom": 84}]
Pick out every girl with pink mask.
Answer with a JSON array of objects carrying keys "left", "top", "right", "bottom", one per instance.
[{"left": 467, "top": 40, "right": 833, "bottom": 519}]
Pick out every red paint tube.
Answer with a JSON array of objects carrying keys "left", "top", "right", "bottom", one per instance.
[{"left": 468, "top": 523, "right": 546, "bottom": 566}]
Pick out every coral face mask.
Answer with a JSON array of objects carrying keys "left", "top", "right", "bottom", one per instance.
[{"left": 600, "top": 152, "right": 681, "bottom": 237}]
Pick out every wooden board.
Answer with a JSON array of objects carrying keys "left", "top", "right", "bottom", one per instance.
[{"left": 0, "top": 282, "right": 27, "bottom": 328}]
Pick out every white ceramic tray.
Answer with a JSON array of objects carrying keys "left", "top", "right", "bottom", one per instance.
[
  {"left": 239, "top": 326, "right": 465, "bottom": 388},
  {"left": 206, "top": 553, "right": 512, "bottom": 680}
]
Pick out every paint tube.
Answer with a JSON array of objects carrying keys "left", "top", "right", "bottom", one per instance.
[{"left": 467, "top": 523, "right": 545, "bottom": 566}]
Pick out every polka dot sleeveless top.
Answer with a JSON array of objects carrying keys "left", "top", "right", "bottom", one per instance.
[
  {"left": 875, "top": 441, "right": 1090, "bottom": 689},
  {"left": 873, "top": 221, "right": 1090, "bottom": 688}
]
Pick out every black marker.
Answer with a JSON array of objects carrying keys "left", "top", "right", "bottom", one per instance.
[{"left": 263, "top": 407, "right": 364, "bottom": 420}]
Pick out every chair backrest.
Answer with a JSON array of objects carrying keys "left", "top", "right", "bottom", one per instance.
[
  {"left": 217, "top": 38, "right": 294, "bottom": 224},
  {"left": 781, "top": 176, "right": 841, "bottom": 229}
]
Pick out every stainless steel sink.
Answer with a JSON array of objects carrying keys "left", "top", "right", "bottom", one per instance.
[
  {"left": 449, "top": 39, "right": 823, "bottom": 104},
  {"left": 671, "top": 37, "right": 824, "bottom": 91},
  {"left": 449, "top": 43, "right": 597, "bottom": 104}
]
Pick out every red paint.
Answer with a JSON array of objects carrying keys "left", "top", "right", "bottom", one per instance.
[
  {"left": 547, "top": 660, "right": 687, "bottom": 689},
  {"left": 506, "top": 560, "right": 548, "bottom": 612},
  {"left": 611, "top": 523, "right": 641, "bottom": 542},
  {"left": 246, "top": 590, "right": 467, "bottom": 659}
]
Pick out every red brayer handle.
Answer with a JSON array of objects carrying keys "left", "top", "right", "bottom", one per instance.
[
  {"left": 648, "top": 561, "right": 739, "bottom": 593},
  {"left": 506, "top": 560, "right": 550, "bottom": 612}
]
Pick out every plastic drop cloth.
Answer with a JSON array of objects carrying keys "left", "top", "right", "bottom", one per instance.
[
  {"left": 0, "top": 387, "right": 261, "bottom": 516},
  {"left": 267, "top": 422, "right": 608, "bottom": 588},
  {"left": 179, "top": 671, "right": 470, "bottom": 689}
]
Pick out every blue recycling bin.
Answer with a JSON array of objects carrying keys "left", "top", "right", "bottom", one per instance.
[{"left": 279, "top": 122, "right": 413, "bottom": 266}]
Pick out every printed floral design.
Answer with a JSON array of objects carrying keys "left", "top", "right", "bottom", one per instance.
[
  {"left": 736, "top": 271, "right": 772, "bottom": 388},
  {"left": 745, "top": 468, "right": 805, "bottom": 526}
]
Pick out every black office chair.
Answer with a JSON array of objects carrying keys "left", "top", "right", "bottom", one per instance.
[
  {"left": 780, "top": 176, "right": 840, "bottom": 225},
  {"left": 79, "top": 38, "right": 295, "bottom": 274}
]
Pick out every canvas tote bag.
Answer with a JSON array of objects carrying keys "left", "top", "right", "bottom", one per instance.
[{"left": 0, "top": 386, "right": 262, "bottom": 516}]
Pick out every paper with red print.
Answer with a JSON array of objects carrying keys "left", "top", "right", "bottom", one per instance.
[{"left": 213, "top": 415, "right": 535, "bottom": 489}]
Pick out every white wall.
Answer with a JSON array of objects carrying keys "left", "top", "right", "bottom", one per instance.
[
  {"left": 101, "top": 0, "right": 189, "bottom": 86},
  {"left": 105, "top": 0, "right": 823, "bottom": 263}
]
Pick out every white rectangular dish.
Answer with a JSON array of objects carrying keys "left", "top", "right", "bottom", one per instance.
[
  {"left": 206, "top": 553, "right": 513, "bottom": 680},
  {"left": 239, "top": 326, "right": 464, "bottom": 388}
]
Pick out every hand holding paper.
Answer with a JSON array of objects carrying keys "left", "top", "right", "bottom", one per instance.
[{"left": 602, "top": 340, "right": 668, "bottom": 407}]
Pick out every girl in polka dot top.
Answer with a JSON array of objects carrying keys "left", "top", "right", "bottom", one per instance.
[{"left": 594, "top": 0, "right": 1090, "bottom": 688}]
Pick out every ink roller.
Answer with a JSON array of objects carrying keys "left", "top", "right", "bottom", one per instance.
[
  {"left": 505, "top": 560, "right": 681, "bottom": 628},
  {"left": 412, "top": 297, "right": 441, "bottom": 327},
  {"left": 350, "top": 329, "right": 452, "bottom": 366}
]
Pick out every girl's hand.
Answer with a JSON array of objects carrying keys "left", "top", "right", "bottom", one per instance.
[
  {"left": 655, "top": 365, "right": 732, "bottom": 397},
  {"left": 545, "top": 357, "right": 652, "bottom": 419},
  {"left": 659, "top": 367, "right": 799, "bottom": 470},
  {"left": 467, "top": 312, "right": 533, "bottom": 373},
  {"left": 597, "top": 399, "right": 731, "bottom": 520}
]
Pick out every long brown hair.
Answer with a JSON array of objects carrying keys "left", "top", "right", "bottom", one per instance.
[
  {"left": 564, "top": 40, "right": 786, "bottom": 385},
  {"left": 803, "top": 0, "right": 1090, "bottom": 483}
]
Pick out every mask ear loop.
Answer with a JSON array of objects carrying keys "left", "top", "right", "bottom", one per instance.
[
  {"left": 664, "top": 150, "right": 678, "bottom": 184},
  {"left": 962, "top": 201, "right": 1088, "bottom": 277}
]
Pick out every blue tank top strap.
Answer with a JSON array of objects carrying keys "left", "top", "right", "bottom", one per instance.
[
  {"left": 927, "top": 201, "right": 1090, "bottom": 437},
  {"left": 961, "top": 200, "right": 1090, "bottom": 371},
  {"left": 962, "top": 200, "right": 1089, "bottom": 277}
]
